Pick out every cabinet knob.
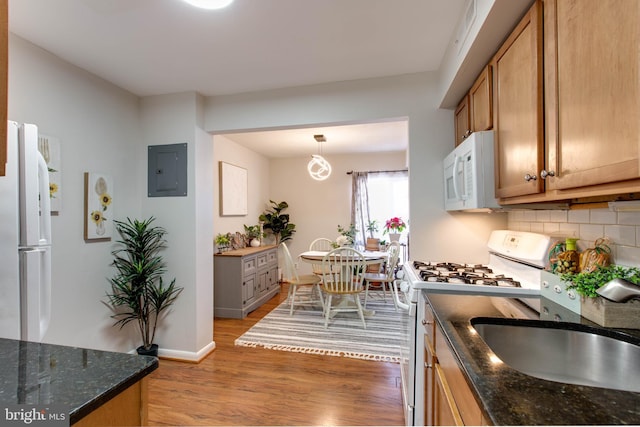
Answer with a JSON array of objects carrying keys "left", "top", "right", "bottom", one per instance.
[
  {"left": 524, "top": 173, "right": 537, "bottom": 182},
  {"left": 540, "top": 169, "right": 555, "bottom": 179},
  {"left": 421, "top": 319, "right": 433, "bottom": 326},
  {"left": 425, "top": 362, "right": 432, "bottom": 369}
]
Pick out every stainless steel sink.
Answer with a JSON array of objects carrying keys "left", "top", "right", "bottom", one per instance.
[{"left": 471, "top": 318, "right": 640, "bottom": 393}]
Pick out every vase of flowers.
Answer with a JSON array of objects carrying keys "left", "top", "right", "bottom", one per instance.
[
  {"left": 333, "top": 224, "right": 357, "bottom": 248},
  {"left": 384, "top": 217, "right": 406, "bottom": 242}
]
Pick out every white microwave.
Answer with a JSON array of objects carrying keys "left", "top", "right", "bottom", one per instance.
[{"left": 443, "top": 131, "right": 500, "bottom": 211}]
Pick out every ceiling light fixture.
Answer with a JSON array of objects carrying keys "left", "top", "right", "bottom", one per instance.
[
  {"left": 307, "top": 134, "right": 332, "bottom": 181},
  {"left": 181, "top": 0, "right": 234, "bottom": 10}
]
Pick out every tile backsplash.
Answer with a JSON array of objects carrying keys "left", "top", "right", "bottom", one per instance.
[{"left": 508, "top": 208, "right": 640, "bottom": 267}]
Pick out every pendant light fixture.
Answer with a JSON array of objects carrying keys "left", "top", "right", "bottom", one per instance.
[
  {"left": 181, "top": 0, "right": 234, "bottom": 10},
  {"left": 307, "top": 134, "right": 332, "bottom": 181}
]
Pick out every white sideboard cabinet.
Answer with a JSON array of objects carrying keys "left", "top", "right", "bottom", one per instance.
[{"left": 214, "top": 245, "right": 279, "bottom": 318}]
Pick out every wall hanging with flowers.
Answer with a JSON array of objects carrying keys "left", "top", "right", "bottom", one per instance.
[{"left": 84, "top": 172, "right": 113, "bottom": 241}]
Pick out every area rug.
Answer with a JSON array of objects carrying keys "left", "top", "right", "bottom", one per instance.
[{"left": 234, "top": 293, "right": 408, "bottom": 363}]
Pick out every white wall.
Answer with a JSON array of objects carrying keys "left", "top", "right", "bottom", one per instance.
[
  {"left": 269, "top": 151, "right": 407, "bottom": 273},
  {"left": 212, "top": 134, "right": 271, "bottom": 241},
  {"left": 139, "top": 93, "right": 214, "bottom": 360},
  {"left": 8, "top": 36, "right": 214, "bottom": 359},
  {"left": 7, "top": 35, "right": 143, "bottom": 351},
  {"left": 204, "top": 72, "right": 507, "bottom": 265}
]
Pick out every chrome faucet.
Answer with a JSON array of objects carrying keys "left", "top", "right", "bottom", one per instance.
[{"left": 596, "top": 278, "right": 640, "bottom": 302}]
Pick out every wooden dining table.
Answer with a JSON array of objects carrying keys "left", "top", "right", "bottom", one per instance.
[
  {"left": 298, "top": 249, "right": 388, "bottom": 265},
  {"left": 298, "top": 249, "right": 389, "bottom": 317}
]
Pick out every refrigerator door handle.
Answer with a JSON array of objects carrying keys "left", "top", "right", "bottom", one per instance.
[
  {"left": 37, "top": 152, "right": 52, "bottom": 246},
  {"left": 19, "top": 123, "right": 52, "bottom": 247},
  {"left": 21, "top": 248, "right": 51, "bottom": 342}
]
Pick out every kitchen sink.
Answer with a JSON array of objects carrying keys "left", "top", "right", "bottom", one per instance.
[{"left": 471, "top": 317, "right": 640, "bottom": 393}]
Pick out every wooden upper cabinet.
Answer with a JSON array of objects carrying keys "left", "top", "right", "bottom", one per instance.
[
  {"left": 453, "top": 66, "right": 493, "bottom": 148},
  {"left": 454, "top": 94, "right": 470, "bottom": 147},
  {"left": 544, "top": 0, "right": 640, "bottom": 191},
  {"left": 0, "top": 0, "right": 7, "bottom": 177},
  {"left": 493, "top": 0, "right": 544, "bottom": 199},
  {"left": 469, "top": 65, "right": 493, "bottom": 133}
]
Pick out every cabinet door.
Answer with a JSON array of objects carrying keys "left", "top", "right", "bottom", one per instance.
[
  {"left": 267, "top": 266, "right": 278, "bottom": 291},
  {"left": 493, "top": 0, "right": 544, "bottom": 199},
  {"left": 433, "top": 364, "right": 464, "bottom": 426},
  {"left": 454, "top": 95, "right": 471, "bottom": 147},
  {"left": 257, "top": 270, "right": 268, "bottom": 294},
  {"left": 242, "top": 275, "right": 256, "bottom": 307},
  {"left": 544, "top": 0, "right": 640, "bottom": 191},
  {"left": 424, "top": 334, "right": 435, "bottom": 426},
  {"left": 470, "top": 65, "right": 493, "bottom": 133}
]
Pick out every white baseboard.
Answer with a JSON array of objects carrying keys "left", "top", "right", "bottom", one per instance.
[{"left": 155, "top": 341, "right": 216, "bottom": 362}]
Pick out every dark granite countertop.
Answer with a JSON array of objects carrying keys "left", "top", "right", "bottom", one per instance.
[
  {"left": 0, "top": 338, "right": 158, "bottom": 424},
  {"left": 425, "top": 292, "right": 640, "bottom": 425}
]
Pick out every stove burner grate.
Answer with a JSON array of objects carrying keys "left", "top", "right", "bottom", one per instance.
[{"left": 414, "top": 261, "right": 521, "bottom": 288}]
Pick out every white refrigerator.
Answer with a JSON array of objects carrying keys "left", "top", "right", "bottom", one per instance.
[{"left": 0, "top": 121, "right": 52, "bottom": 341}]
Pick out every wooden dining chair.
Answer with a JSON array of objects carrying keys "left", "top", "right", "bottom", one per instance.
[
  {"left": 279, "top": 242, "right": 324, "bottom": 316},
  {"left": 308, "top": 237, "right": 333, "bottom": 276},
  {"left": 320, "top": 247, "right": 367, "bottom": 329},
  {"left": 363, "top": 241, "right": 401, "bottom": 309}
]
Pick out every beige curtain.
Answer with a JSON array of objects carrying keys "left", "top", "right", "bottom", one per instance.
[{"left": 351, "top": 172, "right": 370, "bottom": 248}]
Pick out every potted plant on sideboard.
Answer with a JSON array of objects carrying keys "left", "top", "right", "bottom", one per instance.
[
  {"left": 259, "top": 200, "right": 296, "bottom": 244},
  {"left": 244, "top": 224, "right": 264, "bottom": 247},
  {"left": 105, "top": 217, "right": 183, "bottom": 357}
]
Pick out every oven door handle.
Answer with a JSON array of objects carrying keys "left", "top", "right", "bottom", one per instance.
[{"left": 392, "top": 279, "right": 410, "bottom": 311}]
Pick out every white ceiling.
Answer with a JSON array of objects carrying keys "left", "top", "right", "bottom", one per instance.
[
  {"left": 222, "top": 120, "right": 409, "bottom": 158},
  {"left": 9, "top": 0, "right": 466, "bottom": 156}
]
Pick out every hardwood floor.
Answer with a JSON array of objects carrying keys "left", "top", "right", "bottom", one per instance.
[{"left": 147, "top": 283, "right": 405, "bottom": 426}]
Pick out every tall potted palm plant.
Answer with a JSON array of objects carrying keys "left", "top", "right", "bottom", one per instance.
[{"left": 106, "top": 217, "right": 183, "bottom": 357}]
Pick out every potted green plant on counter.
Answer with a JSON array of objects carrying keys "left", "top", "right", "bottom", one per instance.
[
  {"left": 259, "top": 200, "right": 296, "bottom": 244},
  {"left": 215, "top": 233, "right": 231, "bottom": 253},
  {"left": 106, "top": 217, "right": 183, "bottom": 357},
  {"left": 244, "top": 224, "right": 264, "bottom": 247},
  {"left": 562, "top": 265, "right": 640, "bottom": 298},
  {"left": 561, "top": 264, "right": 640, "bottom": 328}
]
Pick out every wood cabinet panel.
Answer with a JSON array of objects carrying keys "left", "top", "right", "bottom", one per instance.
[
  {"left": 435, "top": 326, "right": 483, "bottom": 426},
  {"left": 454, "top": 95, "right": 471, "bottom": 147},
  {"left": 493, "top": 0, "right": 544, "bottom": 199},
  {"left": 545, "top": 0, "right": 640, "bottom": 191},
  {"left": 423, "top": 294, "right": 485, "bottom": 426},
  {"left": 470, "top": 65, "right": 493, "bottom": 133},
  {"left": 433, "top": 363, "right": 464, "bottom": 426},
  {"left": 73, "top": 379, "right": 147, "bottom": 426},
  {"left": 423, "top": 302, "right": 436, "bottom": 426}
]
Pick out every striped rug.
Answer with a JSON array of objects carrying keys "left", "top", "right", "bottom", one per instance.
[{"left": 234, "top": 293, "right": 408, "bottom": 363}]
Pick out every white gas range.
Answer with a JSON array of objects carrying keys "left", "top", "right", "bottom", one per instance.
[{"left": 395, "top": 230, "right": 555, "bottom": 426}]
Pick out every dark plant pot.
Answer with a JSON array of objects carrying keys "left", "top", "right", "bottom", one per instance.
[{"left": 136, "top": 344, "right": 159, "bottom": 357}]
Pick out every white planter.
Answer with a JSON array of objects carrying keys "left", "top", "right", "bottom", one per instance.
[{"left": 389, "top": 233, "right": 401, "bottom": 242}]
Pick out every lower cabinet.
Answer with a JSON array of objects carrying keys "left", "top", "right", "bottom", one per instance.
[
  {"left": 214, "top": 245, "right": 279, "bottom": 318},
  {"left": 424, "top": 298, "right": 487, "bottom": 426},
  {"left": 73, "top": 378, "right": 148, "bottom": 426}
]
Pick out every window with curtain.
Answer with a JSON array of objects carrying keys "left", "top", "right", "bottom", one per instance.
[{"left": 351, "top": 170, "right": 409, "bottom": 247}]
